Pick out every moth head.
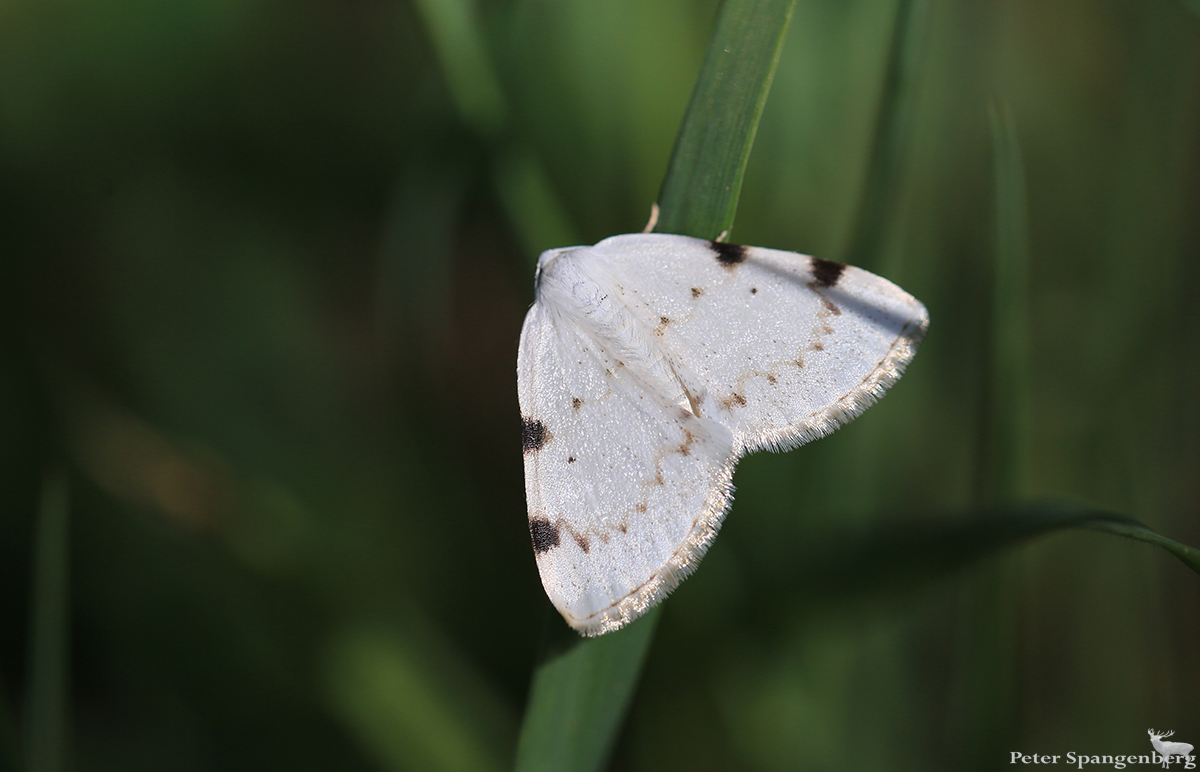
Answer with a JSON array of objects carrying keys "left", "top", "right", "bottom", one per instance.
[{"left": 534, "top": 246, "right": 585, "bottom": 288}]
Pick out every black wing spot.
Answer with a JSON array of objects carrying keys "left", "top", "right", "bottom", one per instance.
[
  {"left": 567, "top": 456, "right": 576, "bottom": 464},
  {"left": 710, "top": 241, "right": 748, "bottom": 268},
  {"left": 810, "top": 257, "right": 847, "bottom": 288},
  {"left": 691, "top": 287, "right": 705, "bottom": 298},
  {"left": 529, "top": 517, "right": 560, "bottom": 553},
  {"left": 750, "top": 287, "right": 757, "bottom": 294},
  {"left": 522, "top": 417, "right": 549, "bottom": 454}
]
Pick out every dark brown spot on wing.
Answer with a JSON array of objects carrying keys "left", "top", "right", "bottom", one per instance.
[
  {"left": 572, "top": 532, "right": 591, "bottom": 553},
  {"left": 810, "top": 257, "right": 847, "bottom": 288},
  {"left": 710, "top": 241, "right": 749, "bottom": 268},
  {"left": 567, "top": 456, "right": 576, "bottom": 464},
  {"left": 572, "top": 397, "right": 583, "bottom": 410},
  {"left": 529, "top": 517, "right": 559, "bottom": 553},
  {"left": 719, "top": 392, "right": 747, "bottom": 410},
  {"left": 672, "top": 429, "right": 697, "bottom": 457},
  {"left": 821, "top": 297, "right": 842, "bottom": 316},
  {"left": 691, "top": 287, "right": 704, "bottom": 298},
  {"left": 522, "top": 417, "right": 550, "bottom": 454},
  {"left": 750, "top": 287, "right": 757, "bottom": 294}
]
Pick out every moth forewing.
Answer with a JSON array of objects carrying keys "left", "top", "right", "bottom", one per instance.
[{"left": 518, "top": 233, "right": 927, "bottom": 635}]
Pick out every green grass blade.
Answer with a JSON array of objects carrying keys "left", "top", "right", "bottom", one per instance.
[
  {"left": 493, "top": 148, "right": 581, "bottom": 261},
  {"left": 1080, "top": 514, "right": 1200, "bottom": 574},
  {"left": 840, "top": 0, "right": 933, "bottom": 271},
  {"left": 654, "top": 0, "right": 798, "bottom": 240},
  {"left": 514, "top": 610, "right": 658, "bottom": 772},
  {"left": 982, "top": 101, "right": 1034, "bottom": 505},
  {"left": 24, "top": 469, "right": 71, "bottom": 772},
  {"left": 410, "top": 0, "right": 578, "bottom": 261},
  {"left": 323, "top": 622, "right": 511, "bottom": 772},
  {"left": 948, "top": 99, "right": 1036, "bottom": 769},
  {"left": 830, "top": 0, "right": 932, "bottom": 518},
  {"left": 764, "top": 505, "right": 1200, "bottom": 607},
  {"left": 516, "top": 2, "right": 797, "bottom": 769},
  {"left": 410, "top": 0, "right": 506, "bottom": 137}
]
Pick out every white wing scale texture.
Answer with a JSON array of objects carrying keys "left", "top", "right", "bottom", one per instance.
[{"left": 517, "top": 233, "right": 928, "bottom": 635}]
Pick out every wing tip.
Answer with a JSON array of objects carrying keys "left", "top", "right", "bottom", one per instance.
[
  {"left": 558, "top": 464, "right": 737, "bottom": 637},
  {"left": 741, "top": 308, "right": 928, "bottom": 455}
]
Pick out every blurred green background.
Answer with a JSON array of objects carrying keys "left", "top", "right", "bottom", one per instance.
[{"left": 2, "top": 0, "right": 1199, "bottom": 770}]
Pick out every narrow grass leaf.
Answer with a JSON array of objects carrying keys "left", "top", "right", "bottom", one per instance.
[
  {"left": 24, "top": 469, "right": 70, "bottom": 772},
  {"left": 654, "top": 0, "right": 798, "bottom": 239},
  {"left": 982, "top": 101, "right": 1034, "bottom": 505},
  {"left": 834, "top": 0, "right": 932, "bottom": 518},
  {"left": 514, "top": 610, "right": 658, "bottom": 772},
  {"left": 323, "top": 622, "right": 510, "bottom": 772},
  {"left": 410, "top": 0, "right": 506, "bottom": 136},
  {"left": 1081, "top": 514, "right": 1200, "bottom": 575},
  {"left": 516, "top": 2, "right": 797, "bottom": 769},
  {"left": 493, "top": 148, "right": 581, "bottom": 261},
  {"left": 840, "top": 0, "right": 933, "bottom": 272},
  {"left": 761, "top": 505, "right": 1200, "bottom": 611},
  {"left": 947, "top": 100, "right": 1036, "bottom": 768}
]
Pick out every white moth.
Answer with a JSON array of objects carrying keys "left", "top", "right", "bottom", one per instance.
[{"left": 517, "top": 233, "right": 927, "bottom": 636}]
